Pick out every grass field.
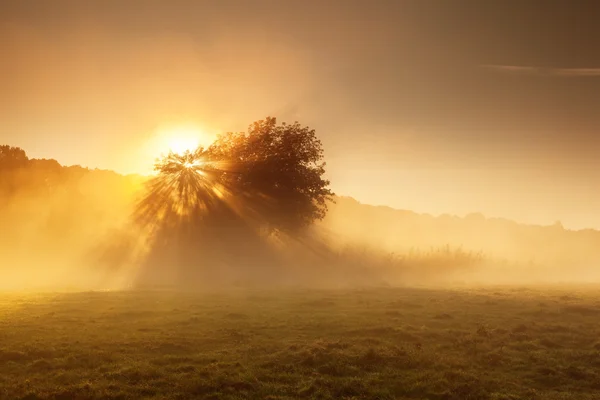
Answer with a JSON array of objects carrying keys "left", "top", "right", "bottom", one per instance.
[{"left": 2, "top": 286, "right": 600, "bottom": 399}]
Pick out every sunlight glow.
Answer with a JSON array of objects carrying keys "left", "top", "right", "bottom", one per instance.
[
  {"left": 183, "top": 160, "right": 205, "bottom": 173},
  {"left": 160, "top": 124, "right": 216, "bottom": 155},
  {"left": 168, "top": 135, "right": 200, "bottom": 155},
  {"left": 139, "top": 122, "right": 219, "bottom": 175}
]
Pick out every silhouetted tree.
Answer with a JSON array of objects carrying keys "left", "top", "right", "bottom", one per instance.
[
  {"left": 0, "top": 145, "right": 28, "bottom": 170},
  {"left": 129, "top": 117, "right": 334, "bottom": 285},
  {"left": 140, "top": 117, "right": 333, "bottom": 233},
  {"left": 205, "top": 117, "right": 334, "bottom": 231}
]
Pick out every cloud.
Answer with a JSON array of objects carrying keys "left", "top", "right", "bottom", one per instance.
[
  {"left": 481, "top": 64, "right": 600, "bottom": 77},
  {"left": 552, "top": 68, "right": 600, "bottom": 77}
]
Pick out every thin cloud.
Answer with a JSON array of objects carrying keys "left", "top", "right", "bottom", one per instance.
[
  {"left": 481, "top": 65, "right": 540, "bottom": 74},
  {"left": 552, "top": 68, "right": 600, "bottom": 77},
  {"left": 481, "top": 64, "right": 600, "bottom": 77}
]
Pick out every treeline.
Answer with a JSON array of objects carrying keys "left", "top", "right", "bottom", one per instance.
[
  {"left": 323, "top": 197, "right": 600, "bottom": 271},
  {"left": 0, "top": 145, "right": 142, "bottom": 198},
  {"left": 0, "top": 145, "right": 142, "bottom": 234}
]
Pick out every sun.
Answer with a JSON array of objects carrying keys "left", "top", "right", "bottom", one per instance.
[
  {"left": 157, "top": 123, "right": 217, "bottom": 156},
  {"left": 139, "top": 122, "right": 218, "bottom": 175},
  {"left": 168, "top": 135, "right": 200, "bottom": 155}
]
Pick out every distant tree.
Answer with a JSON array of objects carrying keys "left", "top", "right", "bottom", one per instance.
[
  {"left": 465, "top": 212, "right": 486, "bottom": 223},
  {"left": 0, "top": 145, "right": 28, "bottom": 169},
  {"left": 0, "top": 146, "right": 28, "bottom": 197},
  {"left": 553, "top": 220, "right": 564, "bottom": 230},
  {"left": 29, "top": 158, "right": 62, "bottom": 171}
]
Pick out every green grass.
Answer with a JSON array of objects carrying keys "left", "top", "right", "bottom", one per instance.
[{"left": 2, "top": 286, "right": 600, "bottom": 399}]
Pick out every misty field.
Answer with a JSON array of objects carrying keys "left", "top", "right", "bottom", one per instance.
[{"left": 2, "top": 287, "right": 600, "bottom": 399}]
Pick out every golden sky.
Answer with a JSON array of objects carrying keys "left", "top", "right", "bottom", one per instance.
[{"left": 1, "top": 1, "right": 600, "bottom": 229}]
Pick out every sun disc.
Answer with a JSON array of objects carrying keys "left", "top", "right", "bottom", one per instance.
[
  {"left": 169, "top": 136, "right": 200, "bottom": 155},
  {"left": 140, "top": 123, "right": 218, "bottom": 174},
  {"left": 158, "top": 124, "right": 216, "bottom": 156}
]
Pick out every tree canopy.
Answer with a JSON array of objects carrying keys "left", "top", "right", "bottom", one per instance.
[
  {"left": 141, "top": 117, "right": 334, "bottom": 233},
  {"left": 0, "top": 145, "right": 28, "bottom": 169}
]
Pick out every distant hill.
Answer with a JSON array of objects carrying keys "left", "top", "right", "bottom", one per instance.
[{"left": 322, "top": 196, "right": 600, "bottom": 267}]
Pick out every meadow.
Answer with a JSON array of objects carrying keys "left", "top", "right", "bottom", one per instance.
[{"left": 1, "top": 286, "right": 600, "bottom": 399}]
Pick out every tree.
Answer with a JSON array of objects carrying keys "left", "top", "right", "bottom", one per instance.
[
  {"left": 205, "top": 117, "right": 334, "bottom": 231},
  {"left": 139, "top": 117, "right": 333, "bottom": 233},
  {"left": 0, "top": 145, "right": 28, "bottom": 170},
  {"left": 130, "top": 117, "right": 334, "bottom": 284},
  {"left": 0, "top": 146, "right": 29, "bottom": 197}
]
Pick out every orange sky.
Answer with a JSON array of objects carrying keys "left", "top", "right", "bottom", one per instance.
[{"left": 1, "top": 1, "right": 600, "bottom": 229}]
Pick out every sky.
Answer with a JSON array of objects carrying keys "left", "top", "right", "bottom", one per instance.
[{"left": 1, "top": 0, "right": 600, "bottom": 229}]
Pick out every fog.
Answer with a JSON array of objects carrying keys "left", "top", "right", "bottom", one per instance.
[
  {"left": 2, "top": 156, "right": 600, "bottom": 292},
  {"left": 0, "top": 161, "right": 140, "bottom": 290}
]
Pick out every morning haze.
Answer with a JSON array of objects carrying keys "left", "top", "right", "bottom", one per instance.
[
  {"left": 1, "top": 1, "right": 600, "bottom": 399},
  {"left": 2, "top": 0, "right": 600, "bottom": 228}
]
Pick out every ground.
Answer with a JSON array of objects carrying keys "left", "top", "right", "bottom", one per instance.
[{"left": 1, "top": 286, "right": 600, "bottom": 399}]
